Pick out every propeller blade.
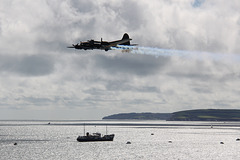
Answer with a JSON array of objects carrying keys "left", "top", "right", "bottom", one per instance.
[{"left": 67, "top": 44, "right": 75, "bottom": 48}]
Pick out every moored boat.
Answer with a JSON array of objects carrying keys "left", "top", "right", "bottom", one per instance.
[
  {"left": 77, "top": 124, "right": 115, "bottom": 142},
  {"left": 77, "top": 132, "right": 115, "bottom": 142}
]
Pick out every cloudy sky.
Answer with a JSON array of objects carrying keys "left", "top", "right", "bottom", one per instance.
[{"left": 0, "top": 0, "right": 240, "bottom": 120}]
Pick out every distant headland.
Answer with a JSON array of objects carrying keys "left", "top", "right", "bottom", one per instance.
[{"left": 102, "top": 109, "right": 240, "bottom": 121}]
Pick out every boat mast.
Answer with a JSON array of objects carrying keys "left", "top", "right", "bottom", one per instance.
[
  {"left": 84, "top": 123, "right": 85, "bottom": 136},
  {"left": 106, "top": 125, "right": 108, "bottom": 135}
]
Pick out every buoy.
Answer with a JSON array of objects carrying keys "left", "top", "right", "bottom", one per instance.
[
  {"left": 151, "top": 133, "right": 154, "bottom": 135},
  {"left": 220, "top": 142, "right": 224, "bottom": 144},
  {"left": 168, "top": 141, "right": 172, "bottom": 143},
  {"left": 126, "top": 141, "right": 131, "bottom": 144}
]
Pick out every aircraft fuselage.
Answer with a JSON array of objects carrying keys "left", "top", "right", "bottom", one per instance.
[
  {"left": 68, "top": 33, "right": 134, "bottom": 51},
  {"left": 74, "top": 40, "right": 111, "bottom": 51}
]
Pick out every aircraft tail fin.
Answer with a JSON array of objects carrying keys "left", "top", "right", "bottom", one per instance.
[{"left": 121, "top": 33, "right": 130, "bottom": 45}]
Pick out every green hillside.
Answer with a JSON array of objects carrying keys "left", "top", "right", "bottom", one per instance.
[
  {"left": 169, "top": 109, "right": 240, "bottom": 121},
  {"left": 103, "top": 109, "right": 240, "bottom": 121},
  {"left": 103, "top": 112, "right": 172, "bottom": 120}
]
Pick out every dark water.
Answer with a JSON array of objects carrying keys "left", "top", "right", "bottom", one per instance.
[{"left": 1, "top": 120, "right": 240, "bottom": 160}]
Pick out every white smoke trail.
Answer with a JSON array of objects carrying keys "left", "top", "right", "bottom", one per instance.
[{"left": 112, "top": 45, "right": 240, "bottom": 63}]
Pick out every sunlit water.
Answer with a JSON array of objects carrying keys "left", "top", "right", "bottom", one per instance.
[{"left": 1, "top": 120, "right": 240, "bottom": 160}]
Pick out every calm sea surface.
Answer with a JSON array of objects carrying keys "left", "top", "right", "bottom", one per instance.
[{"left": 1, "top": 120, "right": 240, "bottom": 160}]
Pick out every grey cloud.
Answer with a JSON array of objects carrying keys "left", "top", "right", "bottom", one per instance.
[
  {"left": 1, "top": 0, "right": 240, "bottom": 54},
  {"left": 0, "top": 54, "right": 54, "bottom": 76},
  {"left": 94, "top": 53, "right": 170, "bottom": 76},
  {"left": 116, "top": 1, "right": 146, "bottom": 30},
  {"left": 0, "top": 21, "right": 2, "bottom": 35},
  {"left": 192, "top": 87, "right": 212, "bottom": 94},
  {"left": 125, "top": 98, "right": 156, "bottom": 105},
  {"left": 167, "top": 72, "right": 212, "bottom": 81},
  {"left": 213, "top": 100, "right": 234, "bottom": 108},
  {"left": 166, "top": 58, "right": 238, "bottom": 82},
  {"left": 17, "top": 55, "right": 54, "bottom": 76},
  {"left": 1, "top": 0, "right": 240, "bottom": 119},
  {"left": 105, "top": 80, "right": 159, "bottom": 93},
  {"left": 84, "top": 88, "right": 107, "bottom": 96},
  {"left": 83, "top": 81, "right": 159, "bottom": 96},
  {"left": 69, "top": 1, "right": 95, "bottom": 13},
  {"left": 22, "top": 96, "right": 53, "bottom": 105}
]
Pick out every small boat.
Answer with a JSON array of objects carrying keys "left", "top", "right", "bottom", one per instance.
[
  {"left": 77, "top": 124, "right": 115, "bottom": 142},
  {"left": 77, "top": 132, "right": 114, "bottom": 142}
]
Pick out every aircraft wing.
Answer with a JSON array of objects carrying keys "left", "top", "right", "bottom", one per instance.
[{"left": 107, "top": 39, "right": 132, "bottom": 47}]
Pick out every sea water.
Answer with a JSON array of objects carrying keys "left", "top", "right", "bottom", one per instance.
[{"left": 0, "top": 120, "right": 240, "bottom": 160}]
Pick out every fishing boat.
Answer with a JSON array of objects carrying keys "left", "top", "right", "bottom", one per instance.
[{"left": 77, "top": 125, "right": 114, "bottom": 142}]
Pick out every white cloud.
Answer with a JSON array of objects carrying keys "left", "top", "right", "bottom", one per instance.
[{"left": 0, "top": 0, "right": 240, "bottom": 119}]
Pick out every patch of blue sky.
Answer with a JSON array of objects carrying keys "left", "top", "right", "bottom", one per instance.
[{"left": 192, "top": 0, "right": 205, "bottom": 8}]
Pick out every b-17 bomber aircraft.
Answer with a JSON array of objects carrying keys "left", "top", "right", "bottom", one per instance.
[{"left": 67, "top": 33, "right": 136, "bottom": 51}]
